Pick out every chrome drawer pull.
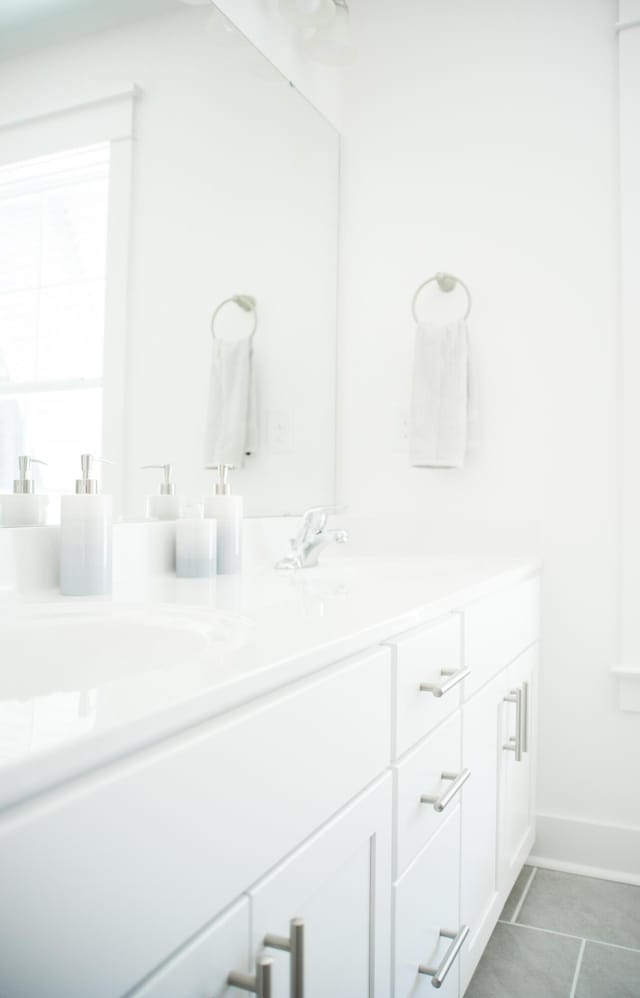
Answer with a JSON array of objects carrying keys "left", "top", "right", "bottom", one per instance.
[
  {"left": 419, "top": 667, "right": 470, "bottom": 698},
  {"left": 502, "top": 687, "right": 522, "bottom": 762},
  {"left": 522, "top": 680, "right": 529, "bottom": 753},
  {"left": 264, "top": 918, "right": 304, "bottom": 998},
  {"left": 228, "top": 955, "right": 273, "bottom": 998},
  {"left": 418, "top": 925, "right": 469, "bottom": 989},
  {"left": 420, "top": 768, "right": 471, "bottom": 812}
]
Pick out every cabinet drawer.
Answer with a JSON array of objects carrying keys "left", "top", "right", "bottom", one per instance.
[
  {"left": 394, "top": 809, "right": 463, "bottom": 998},
  {"left": 387, "top": 615, "right": 462, "bottom": 758},
  {"left": 464, "top": 576, "right": 540, "bottom": 697},
  {"left": 131, "top": 899, "right": 249, "bottom": 998},
  {"left": 0, "top": 648, "right": 391, "bottom": 998},
  {"left": 394, "top": 712, "right": 462, "bottom": 878}
]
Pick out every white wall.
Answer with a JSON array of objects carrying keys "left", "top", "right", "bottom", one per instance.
[
  {"left": 619, "top": 1, "right": 640, "bottom": 700},
  {"left": 182, "top": 0, "right": 637, "bottom": 875},
  {"left": 335, "top": 0, "right": 640, "bottom": 868}
]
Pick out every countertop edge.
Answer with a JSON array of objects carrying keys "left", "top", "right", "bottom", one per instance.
[{"left": 0, "top": 559, "right": 541, "bottom": 815}]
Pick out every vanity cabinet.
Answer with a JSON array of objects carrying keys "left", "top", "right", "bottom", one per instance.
[
  {"left": 133, "top": 777, "right": 392, "bottom": 998},
  {"left": 460, "top": 670, "right": 508, "bottom": 986},
  {"left": 394, "top": 810, "right": 463, "bottom": 998},
  {"left": 132, "top": 899, "right": 251, "bottom": 998},
  {"left": 500, "top": 645, "right": 537, "bottom": 889},
  {"left": 249, "top": 776, "right": 392, "bottom": 998},
  {"left": 0, "top": 570, "right": 539, "bottom": 998}
]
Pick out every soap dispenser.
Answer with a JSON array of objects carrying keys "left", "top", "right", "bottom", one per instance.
[
  {"left": 60, "top": 454, "right": 112, "bottom": 596},
  {"left": 0, "top": 455, "right": 48, "bottom": 527},
  {"left": 203, "top": 464, "right": 243, "bottom": 574},
  {"left": 141, "top": 464, "right": 184, "bottom": 520}
]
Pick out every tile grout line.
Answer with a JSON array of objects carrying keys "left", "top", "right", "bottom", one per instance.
[
  {"left": 510, "top": 866, "right": 538, "bottom": 923},
  {"left": 498, "top": 918, "right": 640, "bottom": 957},
  {"left": 568, "top": 939, "right": 586, "bottom": 998}
]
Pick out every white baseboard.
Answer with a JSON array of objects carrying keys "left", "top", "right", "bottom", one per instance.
[{"left": 530, "top": 813, "right": 640, "bottom": 886}]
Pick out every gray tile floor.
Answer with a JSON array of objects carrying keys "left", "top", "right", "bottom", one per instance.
[{"left": 466, "top": 866, "right": 640, "bottom": 998}]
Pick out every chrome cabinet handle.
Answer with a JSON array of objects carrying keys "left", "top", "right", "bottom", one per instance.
[
  {"left": 522, "top": 680, "right": 529, "bottom": 753},
  {"left": 420, "top": 667, "right": 470, "bottom": 698},
  {"left": 228, "top": 955, "right": 273, "bottom": 998},
  {"left": 420, "top": 768, "right": 471, "bottom": 812},
  {"left": 264, "top": 918, "right": 304, "bottom": 998},
  {"left": 419, "top": 925, "right": 470, "bottom": 989},
  {"left": 503, "top": 687, "right": 522, "bottom": 762}
]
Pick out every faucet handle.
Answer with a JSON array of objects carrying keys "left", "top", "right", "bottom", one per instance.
[{"left": 302, "top": 505, "right": 348, "bottom": 532}]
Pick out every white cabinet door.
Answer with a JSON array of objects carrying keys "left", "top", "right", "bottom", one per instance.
[
  {"left": 394, "top": 809, "right": 464, "bottom": 998},
  {"left": 499, "top": 645, "right": 537, "bottom": 888},
  {"left": 131, "top": 898, "right": 250, "bottom": 998},
  {"left": 459, "top": 672, "right": 504, "bottom": 992},
  {"left": 250, "top": 776, "right": 392, "bottom": 998}
]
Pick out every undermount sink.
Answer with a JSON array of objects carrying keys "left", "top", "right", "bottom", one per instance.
[{"left": 0, "top": 603, "right": 244, "bottom": 699}]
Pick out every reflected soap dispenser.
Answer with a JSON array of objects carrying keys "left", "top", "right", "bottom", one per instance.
[
  {"left": 60, "top": 454, "right": 112, "bottom": 596},
  {"left": 142, "top": 464, "right": 184, "bottom": 520},
  {"left": 203, "top": 464, "right": 243, "bottom": 574},
  {"left": 0, "top": 455, "right": 48, "bottom": 527}
]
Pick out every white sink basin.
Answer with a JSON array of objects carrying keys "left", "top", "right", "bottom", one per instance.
[{"left": 0, "top": 603, "right": 244, "bottom": 699}]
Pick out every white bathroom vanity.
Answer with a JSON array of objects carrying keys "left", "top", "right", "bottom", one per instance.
[{"left": 0, "top": 555, "right": 540, "bottom": 997}]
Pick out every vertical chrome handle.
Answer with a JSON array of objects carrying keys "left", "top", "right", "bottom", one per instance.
[
  {"left": 503, "top": 688, "right": 522, "bottom": 762},
  {"left": 419, "top": 667, "right": 470, "bottom": 698},
  {"left": 264, "top": 918, "right": 304, "bottom": 998},
  {"left": 418, "top": 925, "right": 470, "bottom": 989},
  {"left": 228, "top": 955, "right": 273, "bottom": 998},
  {"left": 522, "top": 680, "right": 529, "bottom": 753},
  {"left": 420, "top": 768, "right": 471, "bottom": 812}
]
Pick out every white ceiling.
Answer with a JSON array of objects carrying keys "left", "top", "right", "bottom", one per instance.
[{"left": 0, "top": 0, "right": 185, "bottom": 58}]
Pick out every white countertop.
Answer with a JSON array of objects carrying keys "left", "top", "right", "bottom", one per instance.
[{"left": 0, "top": 555, "right": 539, "bottom": 812}]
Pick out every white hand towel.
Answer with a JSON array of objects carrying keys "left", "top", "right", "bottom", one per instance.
[
  {"left": 409, "top": 319, "right": 468, "bottom": 468},
  {"left": 204, "top": 337, "right": 257, "bottom": 468}
]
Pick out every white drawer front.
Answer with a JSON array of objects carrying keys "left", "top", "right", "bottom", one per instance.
[
  {"left": 394, "top": 711, "right": 462, "bottom": 878},
  {"left": 464, "top": 576, "right": 540, "bottom": 697},
  {"left": 0, "top": 648, "right": 391, "bottom": 998},
  {"left": 131, "top": 899, "right": 249, "bottom": 998},
  {"left": 388, "top": 615, "right": 463, "bottom": 758},
  {"left": 394, "top": 809, "right": 462, "bottom": 998}
]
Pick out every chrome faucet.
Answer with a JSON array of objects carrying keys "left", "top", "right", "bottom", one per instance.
[{"left": 275, "top": 506, "right": 349, "bottom": 569}]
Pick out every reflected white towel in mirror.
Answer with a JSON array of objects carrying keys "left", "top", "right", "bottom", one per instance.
[
  {"left": 204, "top": 338, "right": 257, "bottom": 468},
  {"left": 409, "top": 320, "right": 468, "bottom": 469}
]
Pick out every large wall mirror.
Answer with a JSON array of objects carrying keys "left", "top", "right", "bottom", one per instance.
[{"left": 0, "top": 0, "right": 339, "bottom": 519}]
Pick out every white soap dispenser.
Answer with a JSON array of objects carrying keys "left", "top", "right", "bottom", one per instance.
[
  {"left": 142, "top": 464, "right": 184, "bottom": 520},
  {"left": 60, "top": 454, "right": 112, "bottom": 596},
  {"left": 0, "top": 455, "right": 48, "bottom": 527},
  {"left": 203, "top": 464, "right": 243, "bottom": 574}
]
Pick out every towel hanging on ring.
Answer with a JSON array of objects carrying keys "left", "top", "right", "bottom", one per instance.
[
  {"left": 204, "top": 295, "right": 258, "bottom": 468},
  {"left": 408, "top": 273, "right": 471, "bottom": 469}
]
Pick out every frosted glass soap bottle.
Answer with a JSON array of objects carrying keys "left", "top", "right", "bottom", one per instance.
[
  {"left": 203, "top": 464, "right": 243, "bottom": 574},
  {"left": 60, "top": 454, "right": 112, "bottom": 596}
]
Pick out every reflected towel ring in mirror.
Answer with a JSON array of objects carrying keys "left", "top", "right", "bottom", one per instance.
[
  {"left": 411, "top": 272, "right": 472, "bottom": 323},
  {"left": 211, "top": 295, "right": 258, "bottom": 341}
]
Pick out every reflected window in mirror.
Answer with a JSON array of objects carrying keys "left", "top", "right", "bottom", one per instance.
[{"left": 0, "top": 143, "right": 110, "bottom": 509}]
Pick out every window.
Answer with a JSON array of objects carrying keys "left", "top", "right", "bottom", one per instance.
[{"left": 0, "top": 142, "right": 110, "bottom": 504}]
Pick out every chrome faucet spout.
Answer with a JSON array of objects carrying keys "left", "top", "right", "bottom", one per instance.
[{"left": 275, "top": 506, "right": 349, "bottom": 569}]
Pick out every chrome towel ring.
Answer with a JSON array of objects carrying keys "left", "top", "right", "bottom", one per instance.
[
  {"left": 211, "top": 294, "right": 258, "bottom": 340},
  {"left": 412, "top": 272, "right": 472, "bottom": 322}
]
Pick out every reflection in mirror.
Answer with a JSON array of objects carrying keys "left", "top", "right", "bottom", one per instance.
[{"left": 0, "top": 0, "right": 339, "bottom": 519}]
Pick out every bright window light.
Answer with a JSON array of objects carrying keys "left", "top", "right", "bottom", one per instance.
[{"left": 0, "top": 143, "right": 110, "bottom": 504}]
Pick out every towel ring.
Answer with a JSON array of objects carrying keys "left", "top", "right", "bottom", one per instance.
[
  {"left": 412, "top": 272, "right": 472, "bottom": 322},
  {"left": 211, "top": 294, "right": 258, "bottom": 341}
]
